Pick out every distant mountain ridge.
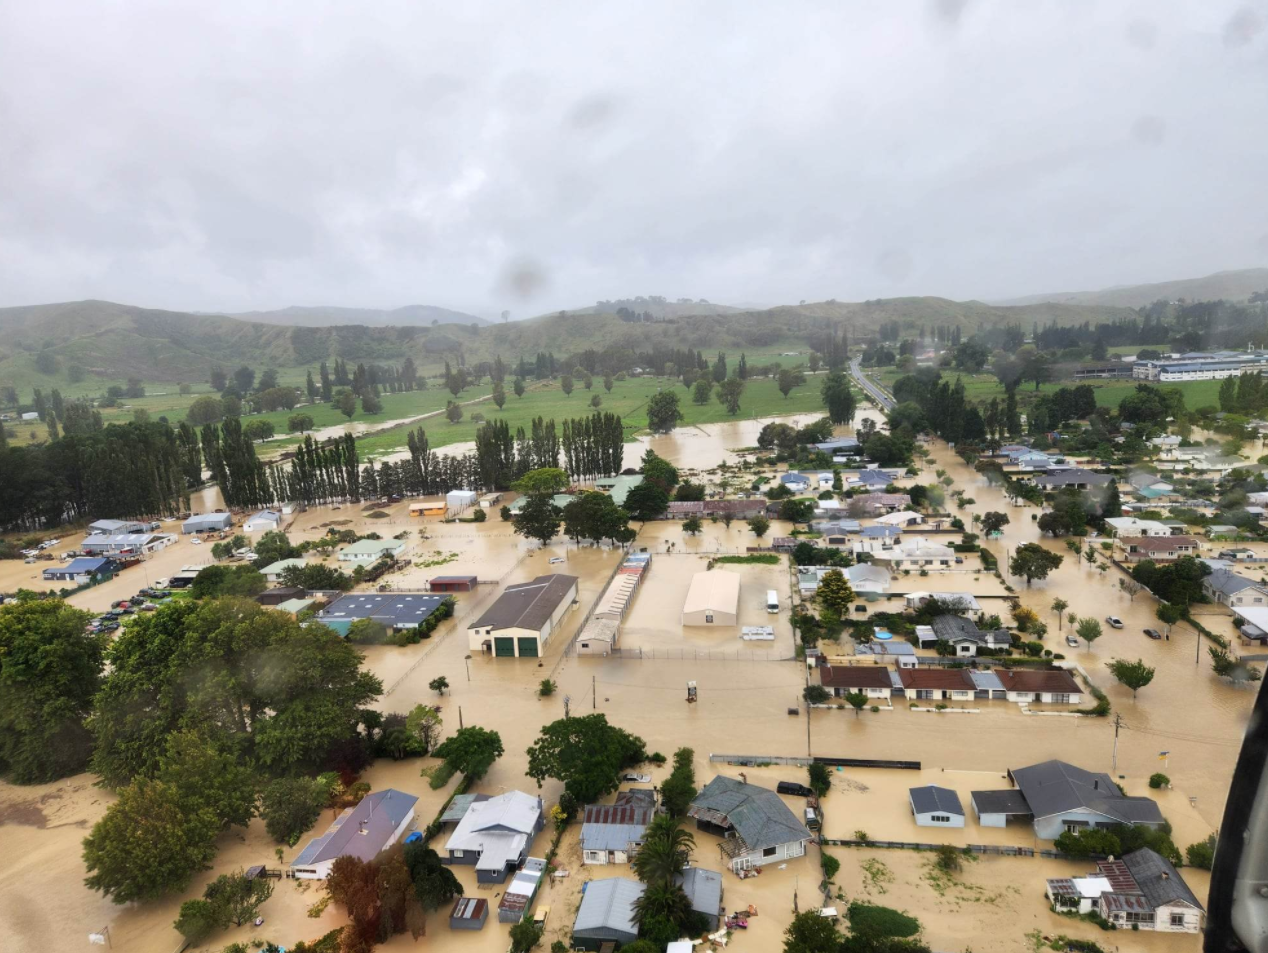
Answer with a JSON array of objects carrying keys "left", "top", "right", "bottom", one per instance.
[
  {"left": 222, "top": 303, "right": 489, "bottom": 327},
  {"left": 997, "top": 268, "right": 1268, "bottom": 309}
]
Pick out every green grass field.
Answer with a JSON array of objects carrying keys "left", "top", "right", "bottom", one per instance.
[
  {"left": 350, "top": 373, "right": 829, "bottom": 459},
  {"left": 872, "top": 367, "right": 1224, "bottom": 413}
]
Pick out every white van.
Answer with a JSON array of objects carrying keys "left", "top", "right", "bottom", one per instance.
[{"left": 766, "top": 590, "right": 780, "bottom": 613}]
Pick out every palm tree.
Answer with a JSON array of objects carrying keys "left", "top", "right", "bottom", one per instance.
[
  {"left": 632, "top": 881, "right": 692, "bottom": 929},
  {"left": 1052, "top": 598, "right": 1068, "bottom": 630},
  {"left": 632, "top": 818, "right": 695, "bottom": 887}
]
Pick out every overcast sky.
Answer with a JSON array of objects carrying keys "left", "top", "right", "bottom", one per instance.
[{"left": 1, "top": 1, "right": 1265, "bottom": 317}]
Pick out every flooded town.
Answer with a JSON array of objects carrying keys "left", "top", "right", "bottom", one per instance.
[{"left": 3, "top": 382, "right": 1261, "bottom": 952}]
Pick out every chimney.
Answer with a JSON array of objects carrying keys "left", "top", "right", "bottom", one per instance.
[{"left": 1162, "top": 871, "right": 1170, "bottom": 880}]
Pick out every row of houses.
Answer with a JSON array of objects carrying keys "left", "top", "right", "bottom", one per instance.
[{"left": 820, "top": 663, "right": 1084, "bottom": 704}]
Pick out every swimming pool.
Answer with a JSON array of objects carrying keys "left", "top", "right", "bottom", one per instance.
[{"left": 874, "top": 629, "right": 893, "bottom": 641}]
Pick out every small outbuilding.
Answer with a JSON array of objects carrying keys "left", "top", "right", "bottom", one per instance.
[
  {"left": 430, "top": 575, "right": 477, "bottom": 593},
  {"left": 446, "top": 489, "right": 479, "bottom": 509},
  {"left": 681, "top": 569, "right": 740, "bottom": 626},
  {"left": 88, "top": 519, "right": 148, "bottom": 535},
  {"left": 243, "top": 509, "right": 281, "bottom": 532},
  {"left": 43, "top": 556, "right": 121, "bottom": 583},
  {"left": 182, "top": 512, "right": 233, "bottom": 534},
  {"left": 257, "top": 587, "right": 306, "bottom": 606},
  {"left": 448, "top": 897, "right": 488, "bottom": 931},
  {"left": 909, "top": 785, "right": 965, "bottom": 828},
  {"left": 410, "top": 500, "right": 448, "bottom": 517},
  {"left": 677, "top": 867, "right": 725, "bottom": 930},
  {"left": 571, "top": 877, "right": 644, "bottom": 951}
]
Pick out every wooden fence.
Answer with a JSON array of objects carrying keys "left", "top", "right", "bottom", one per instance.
[{"left": 821, "top": 838, "right": 1082, "bottom": 860}]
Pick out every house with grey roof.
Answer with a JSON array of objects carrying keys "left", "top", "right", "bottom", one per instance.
[
  {"left": 315, "top": 592, "right": 453, "bottom": 637},
  {"left": 291, "top": 789, "right": 418, "bottom": 880},
  {"left": 581, "top": 789, "right": 655, "bottom": 866},
  {"left": 909, "top": 785, "right": 964, "bottom": 828},
  {"left": 1203, "top": 568, "right": 1268, "bottom": 608},
  {"left": 571, "top": 877, "right": 644, "bottom": 950},
  {"left": 1046, "top": 848, "right": 1204, "bottom": 933},
  {"left": 467, "top": 573, "right": 579, "bottom": 658},
  {"left": 677, "top": 867, "right": 725, "bottom": 929},
  {"left": 976, "top": 760, "right": 1163, "bottom": 840},
  {"left": 88, "top": 518, "right": 149, "bottom": 535},
  {"left": 1032, "top": 469, "right": 1113, "bottom": 491},
  {"left": 443, "top": 790, "right": 544, "bottom": 883},
  {"left": 687, "top": 776, "right": 812, "bottom": 872},
  {"left": 929, "top": 614, "right": 1012, "bottom": 657}
]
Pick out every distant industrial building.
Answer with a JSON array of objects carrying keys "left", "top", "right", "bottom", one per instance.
[
  {"left": 1133, "top": 350, "right": 1268, "bottom": 382},
  {"left": 182, "top": 512, "right": 233, "bottom": 534},
  {"left": 681, "top": 569, "right": 740, "bottom": 626},
  {"left": 315, "top": 592, "right": 452, "bottom": 636}
]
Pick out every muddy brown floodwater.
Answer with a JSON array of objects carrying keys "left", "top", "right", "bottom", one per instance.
[{"left": 0, "top": 410, "right": 1242, "bottom": 953}]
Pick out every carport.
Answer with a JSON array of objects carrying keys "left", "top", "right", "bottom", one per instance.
[{"left": 971, "top": 790, "right": 1032, "bottom": 828}]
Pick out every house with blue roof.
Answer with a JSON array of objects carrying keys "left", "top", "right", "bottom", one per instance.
[
  {"left": 43, "top": 556, "right": 120, "bottom": 583},
  {"left": 291, "top": 788, "right": 418, "bottom": 879}
]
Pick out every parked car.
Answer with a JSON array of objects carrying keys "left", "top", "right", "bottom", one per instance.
[
  {"left": 548, "top": 556, "right": 565, "bottom": 565},
  {"left": 622, "top": 773, "right": 651, "bottom": 784},
  {"left": 1065, "top": 635, "right": 1079, "bottom": 647},
  {"left": 190, "top": 536, "right": 202, "bottom": 545},
  {"left": 1144, "top": 628, "right": 1162, "bottom": 640},
  {"left": 776, "top": 781, "right": 814, "bottom": 797},
  {"left": 1105, "top": 616, "right": 1124, "bottom": 629}
]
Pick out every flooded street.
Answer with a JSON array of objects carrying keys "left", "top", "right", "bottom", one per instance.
[{"left": 0, "top": 408, "right": 1240, "bottom": 953}]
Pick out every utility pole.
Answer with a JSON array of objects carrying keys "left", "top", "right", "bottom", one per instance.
[
  {"left": 1112, "top": 713, "right": 1122, "bottom": 774},
  {"left": 564, "top": 695, "right": 571, "bottom": 719},
  {"left": 458, "top": 706, "right": 463, "bottom": 730},
  {"left": 592, "top": 674, "right": 596, "bottom": 709},
  {"left": 805, "top": 694, "right": 812, "bottom": 757}
]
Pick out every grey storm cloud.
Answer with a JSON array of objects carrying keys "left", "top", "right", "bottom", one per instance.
[{"left": 0, "top": 0, "right": 1265, "bottom": 316}]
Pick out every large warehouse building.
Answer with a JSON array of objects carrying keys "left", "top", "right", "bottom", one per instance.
[
  {"left": 681, "top": 569, "right": 740, "bottom": 626},
  {"left": 468, "top": 573, "right": 579, "bottom": 658}
]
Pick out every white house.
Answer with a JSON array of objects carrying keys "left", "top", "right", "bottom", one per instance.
[
  {"left": 871, "top": 537, "right": 955, "bottom": 570},
  {"left": 581, "top": 790, "right": 655, "bottom": 865},
  {"left": 261, "top": 557, "right": 308, "bottom": 585},
  {"left": 874, "top": 510, "right": 923, "bottom": 527},
  {"left": 819, "top": 665, "right": 892, "bottom": 700},
  {"left": 243, "top": 509, "right": 282, "bottom": 532},
  {"left": 443, "top": 791, "right": 545, "bottom": 883},
  {"left": 688, "top": 777, "right": 812, "bottom": 873},
  {"left": 1203, "top": 569, "right": 1268, "bottom": 608},
  {"left": 1105, "top": 517, "right": 1171, "bottom": 538},
  {"left": 337, "top": 538, "right": 408, "bottom": 564},
  {"left": 993, "top": 668, "right": 1083, "bottom": 704},
  {"left": 1046, "top": 849, "right": 1204, "bottom": 934},
  {"left": 909, "top": 786, "right": 965, "bottom": 828},
  {"left": 291, "top": 789, "right": 418, "bottom": 879}
]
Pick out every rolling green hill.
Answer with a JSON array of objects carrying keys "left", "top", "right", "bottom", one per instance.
[
  {"left": 220, "top": 303, "right": 489, "bottom": 327},
  {"left": 0, "top": 295, "right": 1142, "bottom": 398},
  {"left": 997, "top": 267, "right": 1268, "bottom": 308}
]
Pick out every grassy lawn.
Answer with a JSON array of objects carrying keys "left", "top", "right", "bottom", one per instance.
[
  {"left": 872, "top": 367, "right": 1224, "bottom": 413},
  {"left": 351, "top": 373, "right": 828, "bottom": 458}
]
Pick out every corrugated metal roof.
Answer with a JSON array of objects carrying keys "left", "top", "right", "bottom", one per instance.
[{"left": 469, "top": 574, "right": 578, "bottom": 632}]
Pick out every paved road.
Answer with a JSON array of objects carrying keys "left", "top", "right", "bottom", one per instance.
[{"left": 850, "top": 358, "right": 896, "bottom": 411}]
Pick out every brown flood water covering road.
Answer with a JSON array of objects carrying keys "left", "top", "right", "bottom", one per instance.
[{"left": 0, "top": 412, "right": 1240, "bottom": 953}]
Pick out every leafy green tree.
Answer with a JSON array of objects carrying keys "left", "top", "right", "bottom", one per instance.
[
  {"left": 526, "top": 714, "right": 644, "bottom": 803},
  {"left": 429, "top": 675, "right": 449, "bottom": 696},
  {"left": 560, "top": 374, "right": 574, "bottom": 397},
  {"left": 780, "top": 498, "right": 816, "bottom": 523},
  {"left": 641, "top": 448, "right": 679, "bottom": 490},
  {"left": 509, "top": 918, "right": 544, "bottom": 953},
  {"left": 817, "top": 569, "right": 856, "bottom": 616},
  {"left": 716, "top": 376, "right": 745, "bottom": 415},
  {"left": 563, "top": 491, "right": 636, "bottom": 544},
  {"left": 175, "top": 898, "right": 226, "bottom": 943},
  {"left": 1156, "top": 601, "right": 1184, "bottom": 635},
  {"left": 432, "top": 726, "right": 504, "bottom": 781},
  {"left": 492, "top": 382, "right": 506, "bottom": 409},
  {"left": 0, "top": 599, "right": 104, "bottom": 784},
  {"left": 1211, "top": 646, "right": 1264, "bottom": 683},
  {"left": 1054, "top": 826, "right": 1121, "bottom": 858},
  {"left": 783, "top": 909, "right": 842, "bottom": 953},
  {"left": 514, "top": 377, "right": 526, "bottom": 398},
  {"left": 804, "top": 684, "right": 831, "bottom": 704},
  {"left": 404, "top": 704, "right": 443, "bottom": 754},
  {"left": 244, "top": 419, "right": 275, "bottom": 442},
  {"left": 980, "top": 511, "right": 1009, "bottom": 536},
  {"left": 336, "top": 391, "right": 357, "bottom": 419},
  {"left": 203, "top": 869, "right": 275, "bottom": 926},
  {"left": 603, "top": 374, "right": 614, "bottom": 393},
  {"left": 1186, "top": 833, "right": 1216, "bottom": 870},
  {"left": 1009, "top": 543, "right": 1063, "bottom": 586},
  {"left": 623, "top": 482, "right": 670, "bottom": 521},
  {"left": 187, "top": 395, "right": 225, "bottom": 426},
  {"left": 515, "top": 467, "right": 569, "bottom": 495},
  {"left": 259, "top": 776, "right": 329, "bottom": 844},
  {"left": 158, "top": 730, "right": 257, "bottom": 830},
  {"left": 821, "top": 372, "right": 856, "bottom": 425},
  {"left": 660, "top": 750, "right": 698, "bottom": 817},
  {"left": 748, "top": 514, "right": 771, "bottom": 538},
  {"left": 1076, "top": 617, "right": 1103, "bottom": 650},
  {"left": 683, "top": 515, "right": 703, "bottom": 536},
  {"left": 692, "top": 378, "right": 712, "bottom": 404},
  {"left": 1108, "top": 658, "right": 1155, "bottom": 699},
  {"left": 90, "top": 599, "right": 382, "bottom": 786},
  {"left": 279, "top": 562, "right": 353, "bottom": 591},
  {"left": 83, "top": 778, "right": 221, "bottom": 903},
  {"left": 251, "top": 530, "right": 298, "bottom": 569},
  {"left": 843, "top": 691, "right": 869, "bottom": 717},
  {"left": 287, "top": 413, "right": 314, "bottom": 433},
  {"left": 632, "top": 881, "right": 693, "bottom": 934},
  {"left": 646, "top": 389, "right": 684, "bottom": 432},
  {"left": 808, "top": 762, "right": 832, "bottom": 795},
  {"left": 190, "top": 564, "right": 267, "bottom": 599},
  {"left": 405, "top": 842, "right": 463, "bottom": 911},
  {"left": 512, "top": 493, "right": 563, "bottom": 546}
]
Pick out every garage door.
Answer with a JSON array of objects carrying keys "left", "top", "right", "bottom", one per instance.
[
  {"left": 494, "top": 637, "right": 516, "bottom": 657},
  {"left": 517, "top": 637, "right": 539, "bottom": 658}
]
